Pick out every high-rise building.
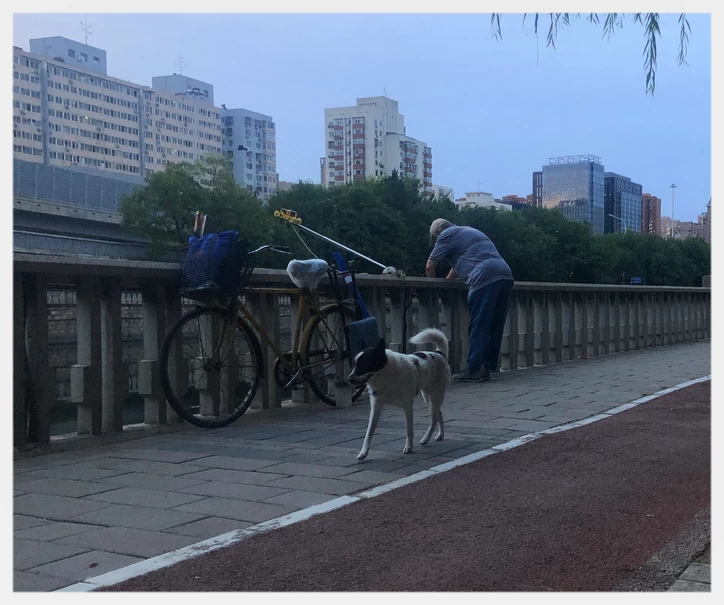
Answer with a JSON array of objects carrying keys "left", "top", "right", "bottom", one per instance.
[
  {"left": 321, "top": 96, "right": 432, "bottom": 194},
  {"left": 641, "top": 193, "right": 662, "bottom": 235},
  {"left": 30, "top": 36, "right": 107, "bottom": 75},
  {"left": 431, "top": 184, "right": 454, "bottom": 200},
  {"left": 152, "top": 74, "right": 214, "bottom": 104},
  {"left": 222, "top": 108, "right": 278, "bottom": 200},
  {"left": 455, "top": 192, "right": 511, "bottom": 211},
  {"left": 13, "top": 41, "right": 223, "bottom": 181},
  {"left": 604, "top": 172, "right": 642, "bottom": 234},
  {"left": 541, "top": 155, "right": 605, "bottom": 234},
  {"left": 697, "top": 199, "right": 711, "bottom": 243},
  {"left": 531, "top": 171, "right": 542, "bottom": 207}
]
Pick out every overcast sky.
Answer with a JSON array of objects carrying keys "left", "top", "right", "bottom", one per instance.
[{"left": 13, "top": 13, "right": 711, "bottom": 221}]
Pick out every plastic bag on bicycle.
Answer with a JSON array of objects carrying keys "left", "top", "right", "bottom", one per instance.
[
  {"left": 180, "top": 230, "right": 250, "bottom": 299},
  {"left": 286, "top": 258, "right": 329, "bottom": 290}
]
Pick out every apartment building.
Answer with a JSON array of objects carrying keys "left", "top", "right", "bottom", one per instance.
[
  {"left": 455, "top": 191, "right": 511, "bottom": 211},
  {"left": 641, "top": 193, "right": 662, "bottom": 235},
  {"left": 321, "top": 96, "right": 432, "bottom": 194},
  {"left": 432, "top": 184, "right": 454, "bottom": 200},
  {"left": 222, "top": 107, "right": 278, "bottom": 200},
  {"left": 13, "top": 43, "right": 222, "bottom": 181}
]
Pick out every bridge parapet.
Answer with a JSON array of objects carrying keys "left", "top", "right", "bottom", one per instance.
[{"left": 14, "top": 252, "right": 710, "bottom": 446}]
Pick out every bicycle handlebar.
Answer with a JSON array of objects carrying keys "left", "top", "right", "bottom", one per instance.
[{"left": 249, "top": 244, "right": 291, "bottom": 255}]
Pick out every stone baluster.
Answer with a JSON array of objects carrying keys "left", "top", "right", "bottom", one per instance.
[
  {"left": 100, "top": 278, "right": 125, "bottom": 432},
  {"left": 138, "top": 282, "right": 167, "bottom": 424},
  {"left": 72, "top": 277, "right": 102, "bottom": 435}
]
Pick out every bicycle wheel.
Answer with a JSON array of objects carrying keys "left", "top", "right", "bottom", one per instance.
[
  {"left": 302, "top": 305, "right": 366, "bottom": 406},
  {"left": 160, "top": 306, "right": 263, "bottom": 428}
]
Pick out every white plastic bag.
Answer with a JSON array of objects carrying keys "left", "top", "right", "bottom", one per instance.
[{"left": 286, "top": 259, "right": 329, "bottom": 290}]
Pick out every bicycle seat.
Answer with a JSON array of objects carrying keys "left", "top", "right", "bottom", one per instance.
[{"left": 286, "top": 259, "right": 329, "bottom": 290}]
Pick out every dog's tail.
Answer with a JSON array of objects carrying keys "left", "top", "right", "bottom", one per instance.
[{"left": 409, "top": 328, "right": 449, "bottom": 359}]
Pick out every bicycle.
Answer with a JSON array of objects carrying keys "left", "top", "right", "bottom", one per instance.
[{"left": 159, "top": 243, "right": 366, "bottom": 429}]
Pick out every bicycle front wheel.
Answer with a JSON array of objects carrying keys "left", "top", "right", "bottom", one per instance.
[
  {"left": 160, "top": 306, "right": 263, "bottom": 428},
  {"left": 302, "top": 305, "right": 366, "bottom": 406}
]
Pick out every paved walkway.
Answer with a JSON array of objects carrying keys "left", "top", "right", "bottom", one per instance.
[
  {"left": 14, "top": 341, "right": 709, "bottom": 591},
  {"left": 106, "top": 381, "right": 712, "bottom": 591},
  {"left": 668, "top": 547, "right": 711, "bottom": 592}
]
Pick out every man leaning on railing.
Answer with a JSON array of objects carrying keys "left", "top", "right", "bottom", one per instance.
[{"left": 425, "top": 219, "right": 514, "bottom": 382}]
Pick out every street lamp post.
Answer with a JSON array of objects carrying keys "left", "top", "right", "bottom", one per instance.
[
  {"left": 670, "top": 183, "right": 677, "bottom": 239},
  {"left": 608, "top": 213, "right": 627, "bottom": 233}
]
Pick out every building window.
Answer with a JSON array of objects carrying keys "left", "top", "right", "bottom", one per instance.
[
  {"left": 93, "top": 56, "right": 100, "bottom": 64},
  {"left": 80, "top": 52, "right": 88, "bottom": 62},
  {"left": 68, "top": 49, "right": 75, "bottom": 58}
]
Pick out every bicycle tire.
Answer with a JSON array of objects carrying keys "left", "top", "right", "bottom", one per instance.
[
  {"left": 302, "top": 305, "right": 366, "bottom": 407},
  {"left": 160, "top": 306, "right": 263, "bottom": 428}
]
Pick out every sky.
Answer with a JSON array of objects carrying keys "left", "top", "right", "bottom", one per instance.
[{"left": 13, "top": 12, "right": 711, "bottom": 222}]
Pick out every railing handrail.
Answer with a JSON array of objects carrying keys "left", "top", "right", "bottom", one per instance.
[{"left": 13, "top": 251, "right": 711, "bottom": 293}]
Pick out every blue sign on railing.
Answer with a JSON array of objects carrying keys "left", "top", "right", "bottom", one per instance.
[{"left": 631, "top": 276, "right": 643, "bottom": 285}]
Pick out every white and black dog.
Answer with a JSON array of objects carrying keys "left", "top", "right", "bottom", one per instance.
[{"left": 348, "top": 328, "right": 451, "bottom": 461}]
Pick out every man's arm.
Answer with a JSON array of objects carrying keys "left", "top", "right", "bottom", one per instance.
[
  {"left": 446, "top": 268, "right": 458, "bottom": 279},
  {"left": 425, "top": 259, "right": 438, "bottom": 278}
]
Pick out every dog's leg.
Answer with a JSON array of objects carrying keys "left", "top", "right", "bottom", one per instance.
[
  {"left": 419, "top": 391, "right": 437, "bottom": 446},
  {"left": 357, "top": 402, "right": 382, "bottom": 461},
  {"left": 403, "top": 403, "right": 414, "bottom": 454},
  {"left": 435, "top": 408, "right": 444, "bottom": 441}
]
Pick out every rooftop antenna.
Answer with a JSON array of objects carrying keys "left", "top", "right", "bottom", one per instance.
[
  {"left": 79, "top": 15, "right": 93, "bottom": 45},
  {"left": 174, "top": 53, "right": 188, "bottom": 75}
]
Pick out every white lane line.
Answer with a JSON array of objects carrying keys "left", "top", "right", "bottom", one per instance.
[{"left": 56, "top": 374, "right": 710, "bottom": 592}]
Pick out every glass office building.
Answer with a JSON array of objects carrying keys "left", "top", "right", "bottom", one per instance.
[
  {"left": 603, "top": 172, "right": 642, "bottom": 234},
  {"left": 542, "top": 155, "right": 605, "bottom": 234}
]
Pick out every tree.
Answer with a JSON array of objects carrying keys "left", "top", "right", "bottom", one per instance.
[
  {"left": 120, "top": 155, "right": 273, "bottom": 257},
  {"left": 490, "top": 13, "right": 692, "bottom": 95}
]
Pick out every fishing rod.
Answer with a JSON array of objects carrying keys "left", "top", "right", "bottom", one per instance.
[{"left": 273, "top": 208, "right": 405, "bottom": 277}]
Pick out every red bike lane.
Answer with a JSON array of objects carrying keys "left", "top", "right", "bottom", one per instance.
[{"left": 106, "top": 381, "right": 710, "bottom": 592}]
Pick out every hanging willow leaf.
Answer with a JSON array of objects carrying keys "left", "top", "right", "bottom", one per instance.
[
  {"left": 678, "top": 13, "right": 691, "bottom": 66},
  {"left": 491, "top": 13, "right": 503, "bottom": 41},
  {"left": 489, "top": 12, "right": 687, "bottom": 95}
]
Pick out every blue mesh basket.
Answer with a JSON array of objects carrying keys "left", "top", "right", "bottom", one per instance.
[{"left": 180, "top": 230, "right": 252, "bottom": 300}]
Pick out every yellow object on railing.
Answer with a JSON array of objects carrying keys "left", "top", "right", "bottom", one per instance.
[{"left": 273, "top": 208, "right": 303, "bottom": 225}]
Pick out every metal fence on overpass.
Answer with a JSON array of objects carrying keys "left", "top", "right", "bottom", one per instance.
[{"left": 13, "top": 159, "right": 143, "bottom": 212}]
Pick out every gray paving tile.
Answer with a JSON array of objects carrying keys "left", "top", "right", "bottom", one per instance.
[
  {"left": 86, "top": 487, "right": 205, "bottom": 509},
  {"left": 265, "top": 475, "right": 372, "bottom": 496},
  {"left": 14, "top": 538, "right": 88, "bottom": 571},
  {"left": 179, "top": 481, "right": 289, "bottom": 501},
  {"left": 165, "top": 517, "right": 252, "bottom": 539},
  {"left": 12, "top": 478, "right": 119, "bottom": 498},
  {"left": 110, "top": 449, "right": 212, "bottom": 464},
  {"left": 182, "top": 468, "right": 287, "bottom": 485},
  {"left": 336, "top": 470, "right": 403, "bottom": 484},
  {"left": 76, "top": 457, "right": 207, "bottom": 476},
  {"left": 206, "top": 446, "right": 292, "bottom": 460},
  {"left": 264, "top": 490, "right": 337, "bottom": 508},
  {"left": 680, "top": 562, "right": 711, "bottom": 584},
  {"left": 15, "top": 521, "right": 103, "bottom": 541},
  {"left": 260, "top": 462, "right": 353, "bottom": 479},
  {"left": 69, "top": 504, "right": 207, "bottom": 531},
  {"left": 56, "top": 526, "right": 198, "bottom": 558},
  {"left": 97, "top": 472, "right": 207, "bottom": 491},
  {"left": 14, "top": 515, "right": 53, "bottom": 531},
  {"left": 14, "top": 570, "right": 75, "bottom": 592},
  {"left": 30, "top": 550, "right": 143, "bottom": 583},
  {"left": 190, "top": 455, "right": 280, "bottom": 471},
  {"left": 14, "top": 493, "right": 111, "bottom": 521},
  {"left": 668, "top": 579, "right": 710, "bottom": 592},
  {"left": 174, "top": 497, "right": 297, "bottom": 523},
  {"left": 21, "top": 465, "right": 131, "bottom": 482}
]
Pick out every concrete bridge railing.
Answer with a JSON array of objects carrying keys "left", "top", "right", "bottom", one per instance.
[{"left": 14, "top": 252, "right": 710, "bottom": 447}]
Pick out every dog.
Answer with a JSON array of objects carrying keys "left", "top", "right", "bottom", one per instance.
[{"left": 348, "top": 328, "right": 451, "bottom": 461}]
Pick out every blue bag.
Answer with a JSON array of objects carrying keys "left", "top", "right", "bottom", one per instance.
[{"left": 180, "top": 230, "right": 250, "bottom": 299}]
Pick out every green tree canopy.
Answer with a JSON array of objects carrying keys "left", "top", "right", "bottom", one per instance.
[{"left": 121, "top": 165, "right": 709, "bottom": 286}]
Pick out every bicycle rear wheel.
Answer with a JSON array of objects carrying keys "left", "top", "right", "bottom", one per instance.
[
  {"left": 160, "top": 306, "right": 263, "bottom": 428},
  {"left": 302, "top": 305, "right": 366, "bottom": 406}
]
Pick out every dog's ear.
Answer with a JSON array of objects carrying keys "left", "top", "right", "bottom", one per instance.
[{"left": 376, "top": 338, "right": 386, "bottom": 351}]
